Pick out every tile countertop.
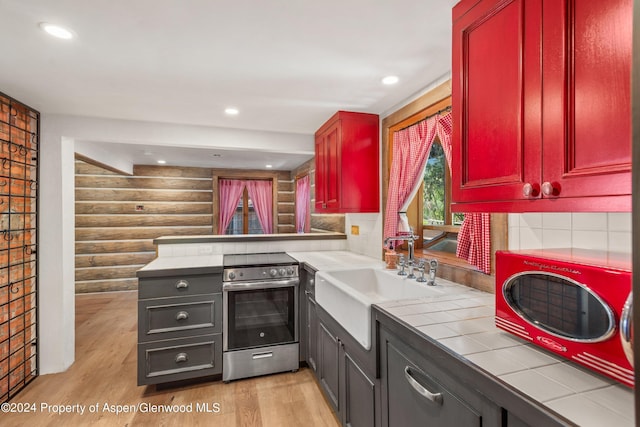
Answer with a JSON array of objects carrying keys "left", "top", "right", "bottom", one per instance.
[
  {"left": 374, "top": 278, "right": 634, "bottom": 427},
  {"left": 135, "top": 249, "right": 634, "bottom": 425}
]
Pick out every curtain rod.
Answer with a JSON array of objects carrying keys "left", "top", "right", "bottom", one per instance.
[{"left": 397, "top": 105, "right": 452, "bottom": 132}]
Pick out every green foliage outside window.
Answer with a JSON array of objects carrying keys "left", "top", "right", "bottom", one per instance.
[{"left": 423, "top": 143, "right": 445, "bottom": 225}]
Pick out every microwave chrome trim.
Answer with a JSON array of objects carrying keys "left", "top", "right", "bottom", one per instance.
[
  {"left": 502, "top": 270, "right": 617, "bottom": 344},
  {"left": 620, "top": 292, "right": 633, "bottom": 366}
]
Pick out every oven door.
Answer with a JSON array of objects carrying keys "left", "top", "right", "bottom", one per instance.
[{"left": 223, "top": 278, "right": 298, "bottom": 352}]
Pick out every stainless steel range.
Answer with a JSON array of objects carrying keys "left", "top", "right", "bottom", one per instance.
[{"left": 222, "top": 253, "right": 299, "bottom": 382}]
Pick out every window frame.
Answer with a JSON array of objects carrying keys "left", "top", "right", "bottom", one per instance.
[
  {"left": 381, "top": 81, "right": 507, "bottom": 290},
  {"left": 212, "top": 172, "right": 278, "bottom": 235}
]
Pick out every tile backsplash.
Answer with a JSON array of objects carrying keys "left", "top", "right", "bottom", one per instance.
[
  {"left": 345, "top": 213, "right": 383, "bottom": 259},
  {"left": 508, "top": 212, "right": 631, "bottom": 254}
]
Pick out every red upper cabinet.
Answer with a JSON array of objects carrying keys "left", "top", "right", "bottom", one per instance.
[
  {"left": 315, "top": 111, "right": 379, "bottom": 213},
  {"left": 452, "top": 0, "right": 632, "bottom": 212}
]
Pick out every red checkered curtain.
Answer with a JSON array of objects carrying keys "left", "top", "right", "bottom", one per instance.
[
  {"left": 437, "top": 112, "right": 453, "bottom": 169},
  {"left": 437, "top": 112, "right": 491, "bottom": 274},
  {"left": 384, "top": 115, "right": 438, "bottom": 242},
  {"left": 456, "top": 213, "right": 491, "bottom": 274}
]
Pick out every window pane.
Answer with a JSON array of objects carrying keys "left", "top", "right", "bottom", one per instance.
[
  {"left": 225, "top": 194, "right": 264, "bottom": 235},
  {"left": 423, "top": 142, "right": 445, "bottom": 225},
  {"left": 247, "top": 198, "right": 263, "bottom": 234},
  {"left": 226, "top": 199, "right": 244, "bottom": 235}
]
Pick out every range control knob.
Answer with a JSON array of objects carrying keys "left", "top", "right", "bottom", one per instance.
[
  {"left": 228, "top": 272, "right": 236, "bottom": 280},
  {"left": 269, "top": 268, "right": 278, "bottom": 277},
  {"left": 286, "top": 267, "right": 295, "bottom": 275},
  {"left": 279, "top": 268, "right": 286, "bottom": 276}
]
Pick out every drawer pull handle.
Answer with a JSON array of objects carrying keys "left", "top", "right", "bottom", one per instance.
[
  {"left": 404, "top": 366, "right": 443, "bottom": 405},
  {"left": 175, "top": 311, "right": 189, "bottom": 321},
  {"left": 175, "top": 280, "right": 189, "bottom": 289},
  {"left": 252, "top": 352, "right": 273, "bottom": 360},
  {"left": 175, "top": 353, "right": 188, "bottom": 363}
]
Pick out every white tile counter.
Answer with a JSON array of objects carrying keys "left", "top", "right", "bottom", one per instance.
[
  {"left": 374, "top": 278, "right": 634, "bottom": 427},
  {"left": 287, "top": 250, "right": 383, "bottom": 270},
  {"left": 138, "top": 254, "right": 224, "bottom": 272},
  {"left": 135, "top": 248, "right": 634, "bottom": 426}
]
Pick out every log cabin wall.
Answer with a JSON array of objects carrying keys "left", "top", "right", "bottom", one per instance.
[
  {"left": 75, "top": 162, "right": 296, "bottom": 293},
  {"left": 291, "top": 159, "right": 345, "bottom": 233}
]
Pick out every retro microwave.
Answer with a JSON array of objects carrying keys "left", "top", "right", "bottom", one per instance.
[{"left": 495, "top": 249, "right": 633, "bottom": 387}]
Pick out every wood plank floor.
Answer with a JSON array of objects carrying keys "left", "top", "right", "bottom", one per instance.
[{"left": 4, "top": 291, "right": 340, "bottom": 427}]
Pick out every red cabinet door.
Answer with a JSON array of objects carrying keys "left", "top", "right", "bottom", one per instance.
[
  {"left": 452, "top": 0, "right": 632, "bottom": 212},
  {"left": 315, "top": 120, "right": 342, "bottom": 211},
  {"left": 452, "top": 0, "right": 543, "bottom": 205},
  {"left": 314, "top": 111, "right": 379, "bottom": 213},
  {"left": 542, "top": 0, "right": 632, "bottom": 203}
]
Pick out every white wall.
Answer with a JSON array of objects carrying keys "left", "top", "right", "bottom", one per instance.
[
  {"left": 39, "top": 114, "right": 313, "bottom": 374},
  {"left": 508, "top": 212, "right": 632, "bottom": 254}
]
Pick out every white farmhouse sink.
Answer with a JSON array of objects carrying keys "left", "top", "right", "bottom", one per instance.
[{"left": 315, "top": 267, "right": 444, "bottom": 350}]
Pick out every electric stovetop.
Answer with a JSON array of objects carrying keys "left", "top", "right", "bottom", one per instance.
[{"left": 223, "top": 252, "right": 298, "bottom": 268}]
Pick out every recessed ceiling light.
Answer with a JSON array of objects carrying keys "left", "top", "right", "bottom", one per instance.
[
  {"left": 157, "top": 160, "right": 166, "bottom": 164},
  {"left": 265, "top": 164, "right": 273, "bottom": 168},
  {"left": 382, "top": 75, "right": 399, "bottom": 85},
  {"left": 39, "top": 22, "right": 75, "bottom": 40},
  {"left": 225, "top": 107, "right": 239, "bottom": 115}
]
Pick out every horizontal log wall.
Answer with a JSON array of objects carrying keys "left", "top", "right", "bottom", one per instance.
[
  {"left": 75, "top": 161, "right": 297, "bottom": 293},
  {"left": 75, "top": 162, "right": 214, "bottom": 293}
]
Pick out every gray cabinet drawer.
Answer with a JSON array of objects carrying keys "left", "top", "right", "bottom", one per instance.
[
  {"left": 138, "top": 294, "right": 222, "bottom": 342},
  {"left": 138, "top": 273, "right": 222, "bottom": 299},
  {"left": 138, "top": 334, "right": 222, "bottom": 385}
]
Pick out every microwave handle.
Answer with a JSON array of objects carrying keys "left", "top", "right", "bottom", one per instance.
[{"left": 620, "top": 292, "right": 633, "bottom": 367}]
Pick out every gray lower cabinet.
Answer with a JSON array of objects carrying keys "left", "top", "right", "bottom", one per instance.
[
  {"left": 379, "top": 325, "right": 499, "bottom": 427},
  {"left": 376, "top": 308, "right": 573, "bottom": 427},
  {"left": 299, "top": 265, "right": 318, "bottom": 373},
  {"left": 316, "top": 304, "right": 379, "bottom": 427},
  {"left": 137, "top": 271, "right": 223, "bottom": 386}
]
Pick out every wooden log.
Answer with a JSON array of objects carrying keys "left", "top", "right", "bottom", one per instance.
[
  {"left": 75, "top": 240, "right": 156, "bottom": 254},
  {"left": 75, "top": 176, "right": 212, "bottom": 190},
  {"left": 75, "top": 188, "right": 212, "bottom": 202},
  {"left": 76, "top": 226, "right": 212, "bottom": 241},
  {"left": 279, "top": 192, "right": 295, "bottom": 203},
  {"left": 75, "top": 214, "right": 213, "bottom": 228},
  {"left": 75, "top": 161, "right": 121, "bottom": 176},
  {"left": 310, "top": 214, "right": 345, "bottom": 233},
  {"left": 75, "top": 252, "right": 156, "bottom": 268},
  {"left": 75, "top": 278, "right": 139, "bottom": 293},
  {"left": 75, "top": 265, "right": 144, "bottom": 281},
  {"left": 276, "top": 203, "right": 295, "bottom": 214},
  {"left": 75, "top": 202, "right": 212, "bottom": 215},
  {"left": 133, "top": 165, "right": 213, "bottom": 178}
]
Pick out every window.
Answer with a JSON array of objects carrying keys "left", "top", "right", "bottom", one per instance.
[
  {"left": 418, "top": 139, "right": 463, "bottom": 254},
  {"left": 226, "top": 188, "right": 263, "bottom": 234}
]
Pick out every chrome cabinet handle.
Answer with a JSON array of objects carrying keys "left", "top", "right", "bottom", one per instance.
[
  {"left": 252, "top": 352, "right": 273, "bottom": 360},
  {"left": 522, "top": 182, "right": 539, "bottom": 198},
  {"left": 175, "top": 311, "right": 189, "bottom": 321},
  {"left": 404, "top": 366, "right": 443, "bottom": 405},
  {"left": 620, "top": 292, "right": 633, "bottom": 367},
  {"left": 175, "top": 280, "right": 189, "bottom": 289},
  {"left": 175, "top": 352, "right": 188, "bottom": 363}
]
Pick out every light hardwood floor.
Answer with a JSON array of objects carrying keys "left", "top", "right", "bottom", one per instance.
[{"left": 3, "top": 291, "right": 340, "bottom": 427}]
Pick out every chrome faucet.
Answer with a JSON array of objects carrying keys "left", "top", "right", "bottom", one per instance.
[{"left": 384, "top": 232, "right": 419, "bottom": 264}]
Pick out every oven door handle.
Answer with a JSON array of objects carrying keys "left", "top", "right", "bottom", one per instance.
[{"left": 223, "top": 278, "right": 299, "bottom": 291}]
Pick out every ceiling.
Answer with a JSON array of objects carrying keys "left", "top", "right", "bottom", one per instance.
[{"left": 0, "top": 0, "right": 456, "bottom": 170}]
